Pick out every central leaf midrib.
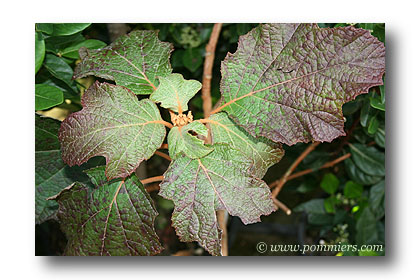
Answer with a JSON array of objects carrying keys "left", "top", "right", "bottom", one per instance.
[
  {"left": 349, "top": 144, "right": 383, "bottom": 166},
  {"left": 66, "top": 120, "right": 163, "bottom": 144},
  {"left": 112, "top": 50, "right": 156, "bottom": 90},
  {"left": 209, "top": 118, "right": 270, "bottom": 165},
  {"left": 221, "top": 51, "right": 383, "bottom": 114},
  {"left": 205, "top": 165, "right": 267, "bottom": 215},
  {"left": 35, "top": 93, "right": 61, "bottom": 101}
]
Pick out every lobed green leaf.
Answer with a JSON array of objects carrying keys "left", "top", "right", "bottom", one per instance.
[
  {"left": 59, "top": 82, "right": 167, "bottom": 180},
  {"left": 167, "top": 121, "right": 213, "bottom": 159},
  {"left": 150, "top": 73, "right": 201, "bottom": 113},
  {"left": 208, "top": 112, "right": 284, "bottom": 178},
  {"left": 74, "top": 30, "right": 173, "bottom": 95}
]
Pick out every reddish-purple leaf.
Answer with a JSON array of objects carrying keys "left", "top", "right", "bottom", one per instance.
[
  {"left": 48, "top": 166, "right": 163, "bottom": 256},
  {"left": 217, "top": 23, "right": 385, "bottom": 145}
]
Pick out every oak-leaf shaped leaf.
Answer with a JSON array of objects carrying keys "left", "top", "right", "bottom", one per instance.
[
  {"left": 48, "top": 166, "right": 163, "bottom": 256},
  {"left": 218, "top": 23, "right": 385, "bottom": 145},
  {"left": 150, "top": 73, "right": 202, "bottom": 113},
  {"left": 73, "top": 30, "right": 173, "bottom": 95},
  {"left": 159, "top": 144, "right": 275, "bottom": 256},
  {"left": 59, "top": 82, "right": 167, "bottom": 180}
]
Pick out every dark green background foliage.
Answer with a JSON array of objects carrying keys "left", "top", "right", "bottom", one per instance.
[{"left": 35, "top": 23, "right": 385, "bottom": 256}]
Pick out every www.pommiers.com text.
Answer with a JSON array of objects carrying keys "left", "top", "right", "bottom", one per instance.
[{"left": 256, "top": 242, "right": 384, "bottom": 254}]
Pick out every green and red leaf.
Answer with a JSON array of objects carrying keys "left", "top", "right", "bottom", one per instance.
[
  {"left": 48, "top": 166, "right": 163, "bottom": 256},
  {"left": 217, "top": 23, "right": 385, "bottom": 145},
  {"left": 159, "top": 145, "right": 275, "bottom": 256},
  {"left": 207, "top": 112, "right": 284, "bottom": 178},
  {"left": 167, "top": 121, "right": 213, "bottom": 159},
  {"left": 73, "top": 30, "right": 173, "bottom": 95},
  {"left": 59, "top": 82, "right": 167, "bottom": 180}
]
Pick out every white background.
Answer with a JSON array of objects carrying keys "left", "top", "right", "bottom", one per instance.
[{"left": 0, "top": 0, "right": 418, "bottom": 278}]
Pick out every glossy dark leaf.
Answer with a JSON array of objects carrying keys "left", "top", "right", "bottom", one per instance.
[
  {"left": 36, "top": 67, "right": 79, "bottom": 99},
  {"left": 294, "top": 198, "right": 326, "bottom": 214},
  {"left": 60, "top": 39, "right": 107, "bottom": 59},
  {"left": 35, "top": 32, "right": 45, "bottom": 74},
  {"left": 43, "top": 54, "right": 75, "bottom": 88},
  {"left": 35, "top": 114, "right": 88, "bottom": 224},
  {"left": 308, "top": 213, "right": 333, "bottom": 226},
  {"left": 39, "top": 77, "right": 79, "bottom": 102},
  {"left": 59, "top": 82, "right": 167, "bottom": 180},
  {"left": 356, "top": 207, "right": 378, "bottom": 246},
  {"left": 48, "top": 166, "right": 163, "bottom": 256},
  {"left": 360, "top": 97, "right": 372, "bottom": 127},
  {"left": 45, "top": 33, "right": 85, "bottom": 54},
  {"left": 369, "top": 180, "right": 385, "bottom": 219},
  {"left": 353, "top": 126, "right": 371, "bottom": 144},
  {"left": 51, "top": 23, "right": 91, "bottom": 36},
  {"left": 342, "top": 96, "right": 363, "bottom": 116},
  {"left": 372, "top": 24, "right": 385, "bottom": 43},
  {"left": 170, "top": 49, "right": 184, "bottom": 68},
  {"left": 359, "top": 23, "right": 375, "bottom": 31},
  {"left": 367, "top": 115, "right": 379, "bottom": 134},
  {"left": 349, "top": 143, "right": 385, "bottom": 176},
  {"left": 370, "top": 96, "right": 385, "bottom": 111},
  {"left": 218, "top": 23, "right": 385, "bottom": 145},
  {"left": 36, "top": 23, "right": 53, "bottom": 35},
  {"left": 380, "top": 84, "right": 385, "bottom": 104},
  {"left": 74, "top": 30, "right": 173, "bottom": 95},
  {"left": 344, "top": 157, "right": 383, "bottom": 185},
  {"left": 374, "top": 126, "right": 385, "bottom": 148},
  {"left": 302, "top": 150, "right": 330, "bottom": 170},
  {"left": 35, "top": 84, "right": 63, "bottom": 110}
]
